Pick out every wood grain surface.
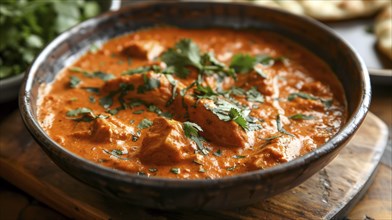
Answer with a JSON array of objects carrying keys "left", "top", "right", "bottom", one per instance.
[{"left": 0, "top": 111, "right": 388, "bottom": 220}]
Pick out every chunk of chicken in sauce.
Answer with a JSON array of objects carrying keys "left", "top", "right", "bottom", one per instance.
[{"left": 139, "top": 118, "right": 195, "bottom": 165}]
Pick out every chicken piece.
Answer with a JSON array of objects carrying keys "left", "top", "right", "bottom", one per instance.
[
  {"left": 120, "top": 40, "right": 164, "bottom": 60},
  {"left": 91, "top": 116, "right": 135, "bottom": 143},
  {"left": 139, "top": 118, "right": 195, "bottom": 165},
  {"left": 184, "top": 98, "right": 252, "bottom": 148},
  {"left": 236, "top": 64, "right": 276, "bottom": 96},
  {"left": 102, "top": 72, "right": 172, "bottom": 106}
]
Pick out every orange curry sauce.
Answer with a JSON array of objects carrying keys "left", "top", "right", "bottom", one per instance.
[{"left": 38, "top": 27, "right": 346, "bottom": 179}]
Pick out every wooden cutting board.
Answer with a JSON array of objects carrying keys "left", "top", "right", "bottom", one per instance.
[{"left": 0, "top": 111, "right": 388, "bottom": 219}]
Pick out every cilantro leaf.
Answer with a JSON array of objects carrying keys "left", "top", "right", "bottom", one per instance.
[
  {"left": 122, "top": 65, "right": 161, "bottom": 75},
  {"left": 161, "top": 39, "right": 202, "bottom": 78},
  {"left": 288, "top": 92, "right": 333, "bottom": 108},
  {"left": 230, "top": 54, "right": 256, "bottom": 73},
  {"left": 183, "top": 121, "right": 208, "bottom": 155},
  {"left": 289, "top": 114, "right": 315, "bottom": 120},
  {"left": 246, "top": 87, "right": 264, "bottom": 103},
  {"left": 69, "top": 76, "right": 81, "bottom": 88},
  {"left": 137, "top": 118, "right": 153, "bottom": 130},
  {"left": 276, "top": 114, "right": 294, "bottom": 136},
  {"left": 229, "top": 108, "right": 248, "bottom": 131},
  {"left": 66, "top": 107, "right": 92, "bottom": 117}
]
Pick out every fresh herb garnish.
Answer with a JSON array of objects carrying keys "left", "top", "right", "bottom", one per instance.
[
  {"left": 276, "top": 114, "right": 294, "bottom": 137},
  {"left": 137, "top": 118, "right": 153, "bottom": 130},
  {"left": 88, "top": 96, "right": 95, "bottom": 103},
  {"left": 122, "top": 65, "right": 161, "bottom": 75},
  {"left": 246, "top": 87, "right": 264, "bottom": 103},
  {"left": 288, "top": 92, "right": 333, "bottom": 108},
  {"left": 199, "top": 167, "right": 206, "bottom": 173},
  {"left": 233, "top": 155, "right": 246, "bottom": 159},
  {"left": 103, "top": 149, "right": 128, "bottom": 160},
  {"left": 66, "top": 107, "right": 92, "bottom": 117},
  {"left": 165, "top": 74, "right": 178, "bottom": 106},
  {"left": 137, "top": 74, "right": 160, "bottom": 93},
  {"left": 289, "top": 114, "right": 315, "bottom": 120},
  {"left": 226, "top": 165, "right": 236, "bottom": 171},
  {"left": 183, "top": 121, "right": 209, "bottom": 155},
  {"left": 147, "top": 105, "right": 173, "bottom": 119},
  {"left": 229, "top": 108, "right": 248, "bottom": 131},
  {"left": 230, "top": 54, "right": 256, "bottom": 73},
  {"left": 149, "top": 168, "right": 158, "bottom": 173},
  {"left": 99, "top": 93, "right": 115, "bottom": 108},
  {"left": 213, "top": 149, "right": 222, "bottom": 157},
  {"left": 69, "top": 76, "right": 81, "bottom": 88},
  {"left": 133, "top": 110, "right": 144, "bottom": 114},
  {"left": 161, "top": 39, "right": 235, "bottom": 79},
  {"left": 230, "top": 87, "right": 246, "bottom": 96},
  {"left": 170, "top": 168, "right": 180, "bottom": 174},
  {"left": 84, "top": 87, "right": 100, "bottom": 93},
  {"left": 161, "top": 39, "right": 202, "bottom": 78},
  {"left": 194, "top": 83, "right": 217, "bottom": 98},
  {"left": 70, "top": 67, "right": 114, "bottom": 81}
]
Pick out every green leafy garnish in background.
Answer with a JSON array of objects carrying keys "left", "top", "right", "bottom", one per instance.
[{"left": 0, "top": 0, "right": 102, "bottom": 79}]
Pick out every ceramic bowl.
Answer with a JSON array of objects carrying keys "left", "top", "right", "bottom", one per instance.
[{"left": 19, "top": 2, "right": 371, "bottom": 209}]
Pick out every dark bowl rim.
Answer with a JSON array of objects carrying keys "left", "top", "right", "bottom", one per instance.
[{"left": 19, "top": 1, "right": 371, "bottom": 188}]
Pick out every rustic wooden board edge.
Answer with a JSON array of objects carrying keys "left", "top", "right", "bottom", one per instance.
[{"left": 333, "top": 114, "right": 389, "bottom": 219}]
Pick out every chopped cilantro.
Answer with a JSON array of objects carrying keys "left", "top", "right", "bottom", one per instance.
[
  {"left": 122, "top": 65, "right": 161, "bottom": 75},
  {"left": 183, "top": 121, "right": 209, "bottom": 155},
  {"left": 161, "top": 39, "right": 202, "bottom": 78},
  {"left": 69, "top": 76, "right": 81, "bottom": 88},
  {"left": 137, "top": 118, "right": 153, "bottom": 130},
  {"left": 165, "top": 74, "right": 178, "bottom": 106},
  {"left": 213, "top": 149, "right": 222, "bottom": 157},
  {"left": 276, "top": 114, "right": 294, "bottom": 137},
  {"left": 226, "top": 165, "right": 236, "bottom": 171},
  {"left": 246, "top": 87, "right": 264, "bottom": 103},
  {"left": 288, "top": 92, "right": 333, "bottom": 108},
  {"left": 194, "top": 83, "right": 217, "bottom": 98},
  {"left": 230, "top": 54, "right": 256, "bottom": 73},
  {"left": 289, "top": 114, "right": 315, "bottom": 120},
  {"left": 103, "top": 149, "right": 129, "bottom": 160},
  {"left": 170, "top": 168, "right": 180, "bottom": 174},
  {"left": 66, "top": 107, "right": 92, "bottom": 117},
  {"left": 88, "top": 96, "right": 95, "bottom": 103},
  {"left": 149, "top": 168, "right": 158, "bottom": 173},
  {"left": 133, "top": 110, "right": 144, "bottom": 114},
  {"left": 99, "top": 94, "right": 114, "bottom": 108},
  {"left": 229, "top": 108, "right": 248, "bottom": 131},
  {"left": 84, "top": 87, "right": 100, "bottom": 93},
  {"left": 70, "top": 67, "right": 114, "bottom": 81},
  {"left": 137, "top": 74, "right": 160, "bottom": 93}
]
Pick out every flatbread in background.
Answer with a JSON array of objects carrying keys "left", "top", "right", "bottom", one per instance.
[
  {"left": 229, "top": 0, "right": 390, "bottom": 20},
  {"left": 374, "top": 5, "right": 392, "bottom": 60}
]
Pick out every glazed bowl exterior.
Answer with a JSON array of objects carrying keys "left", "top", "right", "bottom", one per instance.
[{"left": 19, "top": 2, "right": 371, "bottom": 209}]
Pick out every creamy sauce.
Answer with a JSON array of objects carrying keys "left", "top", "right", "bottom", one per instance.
[{"left": 38, "top": 27, "right": 346, "bottom": 179}]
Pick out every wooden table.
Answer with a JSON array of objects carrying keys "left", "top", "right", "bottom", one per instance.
[{"left": 0, "top": 82, "right": 390, "bottom": 219}]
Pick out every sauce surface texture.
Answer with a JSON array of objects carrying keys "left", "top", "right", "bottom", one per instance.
[{"left": 38, "top": 27, "right": 346, "bottom": 179}]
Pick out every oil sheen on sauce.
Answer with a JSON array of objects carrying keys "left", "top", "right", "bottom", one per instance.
[{"left": 38, "top": 27, "right": 346, "bottom": 179}]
